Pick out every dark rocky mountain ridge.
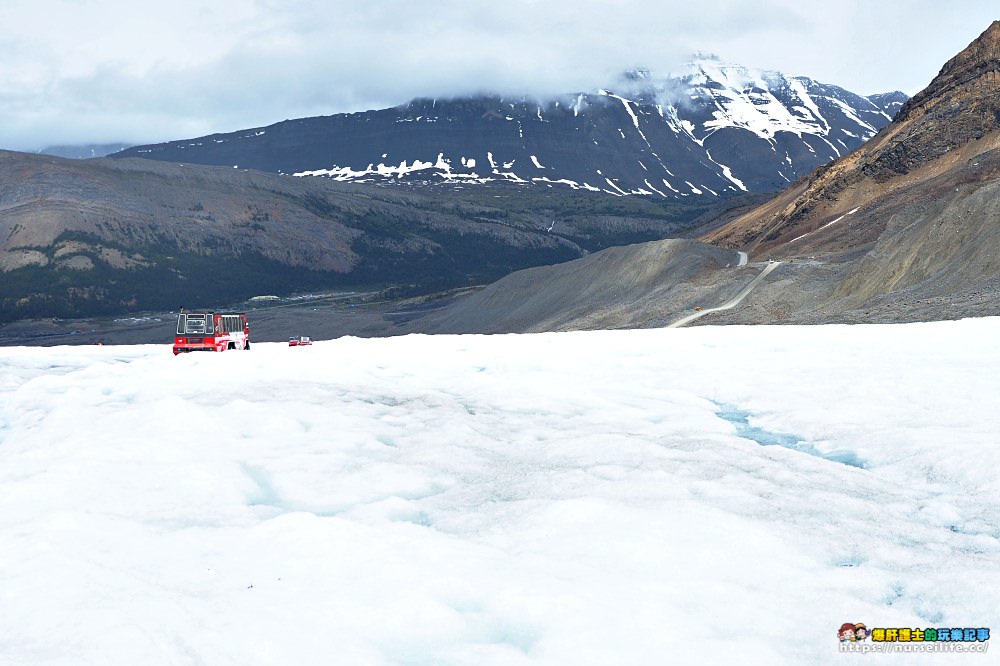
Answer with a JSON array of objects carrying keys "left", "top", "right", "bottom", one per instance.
[{"left": 113, "top": 58, "right": 905, "bottom": 200}]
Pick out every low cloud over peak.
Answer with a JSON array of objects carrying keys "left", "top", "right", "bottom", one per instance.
[{"left": 2, "top": 0, "right": 997, "bottom": 151}]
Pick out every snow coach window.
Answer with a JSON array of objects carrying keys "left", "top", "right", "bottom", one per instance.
[{"left": 178, "top": 315, "right": 208, "bottom": 335}]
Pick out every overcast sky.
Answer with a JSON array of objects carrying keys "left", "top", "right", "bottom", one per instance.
[{"left": 1, "top": 1, "right": 996, "bottom": 152}]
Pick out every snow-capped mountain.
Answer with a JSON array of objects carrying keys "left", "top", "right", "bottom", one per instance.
[{"left": 113, "top": 57, "right": 906, "bottom": 198}]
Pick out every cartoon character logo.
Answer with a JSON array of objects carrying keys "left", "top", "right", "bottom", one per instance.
[
  {"left": 839, "top": 623, "right": 857, "bottom": 642},
  {"left": 855, "top": 623, "right": 869, "bottom": 641}
]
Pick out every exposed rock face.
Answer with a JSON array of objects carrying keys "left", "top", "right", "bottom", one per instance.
[
  {"left": 860, "top": 20, "right": 1000, "bottom": 183},
  {"left": 706, "top": 21, "right": 1000, "bottom": 260},
  {"left": 897, "top": 21, "right": 1000, "bottom": 125}
]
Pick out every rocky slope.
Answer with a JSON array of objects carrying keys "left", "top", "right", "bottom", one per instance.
[
  {"left": 707, "top": 22, "right": 1000, "bottom": 257},
  {"left": 694, "top": 22, "right": 1000, "bottom": 321},
  {"left": 0, "top": 150, "right": 723, "bottom": 323},
  {"left": 418, "top": 239, "right": 743, "bottom": 333}
]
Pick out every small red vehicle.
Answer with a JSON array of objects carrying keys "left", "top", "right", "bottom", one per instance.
[
  {"left": 288, "top": 336, "right": 313, "bottom": 347},
  {"left": 174, "top": 311, "right": 250, "bottom": 355}
]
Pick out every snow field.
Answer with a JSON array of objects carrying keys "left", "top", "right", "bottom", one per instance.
[{"left": 1, "top": 320, "right": 999, "bottom": 664}]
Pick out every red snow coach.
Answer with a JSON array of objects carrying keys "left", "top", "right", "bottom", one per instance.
[{"left": 173, "top": 311, "right": 250, "bottom": 355}]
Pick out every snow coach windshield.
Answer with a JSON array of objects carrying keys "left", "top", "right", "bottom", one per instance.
[{"left": 177, "top": 314, "right": 209, "bottom": 335}]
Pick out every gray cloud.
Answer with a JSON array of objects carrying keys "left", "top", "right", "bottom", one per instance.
[{"left": 1, "top": 0, "right": 997, "bottom": 151}]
